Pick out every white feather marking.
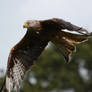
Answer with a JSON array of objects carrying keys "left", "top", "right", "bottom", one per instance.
[
  {"left": 12, "top": 58, "right": 25, "bottom": 89},
  {"left": 6, "top": 76, "right": 10, "bottom": 92}
]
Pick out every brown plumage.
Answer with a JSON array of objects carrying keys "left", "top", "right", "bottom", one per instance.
[{"left": 1, "top": 18, "right": 92, "bottom": 92}]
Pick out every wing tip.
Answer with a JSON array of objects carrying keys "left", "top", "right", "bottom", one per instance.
[{"left": 0, "top": 76, "right": 10, "bottom": 92}]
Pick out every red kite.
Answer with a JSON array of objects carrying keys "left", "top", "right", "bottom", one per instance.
[{"left": 1, "top": 18, "right": 92, "bottom": 92}]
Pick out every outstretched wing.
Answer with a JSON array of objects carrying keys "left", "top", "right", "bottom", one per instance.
[
  {"left": 1, "top": 30, "right": 48, "bottom": 92},
  {"left": 52, "top": 18, "right": 89, "bottom": 34},
  {"left": 52, "top": 31, "right": 92, "bottom": 62}
]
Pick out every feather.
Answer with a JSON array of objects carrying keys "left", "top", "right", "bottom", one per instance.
[
  {"left": 52, "top": 31, "right": 91, "bottom": 62},
  {"left": 1, "top": 30, "right": 48, "bottom": 92}
]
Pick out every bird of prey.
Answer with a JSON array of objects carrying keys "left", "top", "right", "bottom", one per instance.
[{"left": 1, "top": 18, "right": 92, "bottom": 92}]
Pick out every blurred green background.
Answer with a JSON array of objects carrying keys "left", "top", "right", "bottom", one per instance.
[{"left": 0, "top": 38, "right": 92, "bottom": 92}]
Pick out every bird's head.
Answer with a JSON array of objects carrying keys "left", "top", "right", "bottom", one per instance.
[{"left": 23, "top": 20, "right": 41, "bottom": 31}]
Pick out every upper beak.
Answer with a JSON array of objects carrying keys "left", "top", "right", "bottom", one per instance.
[{"left": 23, "top": 23, "right": 29, "bottom": 28}]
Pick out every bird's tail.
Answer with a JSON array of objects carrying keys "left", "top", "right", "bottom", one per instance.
[{"left": 0, "top": 76, "right": 11, "bottom": 92}]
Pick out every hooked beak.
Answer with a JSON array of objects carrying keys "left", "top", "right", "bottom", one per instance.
[{"left": 23, "top": 23, "right": 29, "bottom": 28}]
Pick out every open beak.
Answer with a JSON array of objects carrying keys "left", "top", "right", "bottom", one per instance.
[{"left": 23, "top": 23, "right": 29, "bottom": 28}]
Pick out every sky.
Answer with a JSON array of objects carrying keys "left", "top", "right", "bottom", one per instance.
[{"left": 0, "top": 0, "right": 92, "bottom": 70}]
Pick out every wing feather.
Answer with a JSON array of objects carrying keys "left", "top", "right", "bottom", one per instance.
[
  {"left": 2, "top": 30, "right": 48, "bottom": 92},
  {"left": 52, "top": 31, "right": 92, "bottom": 62},
  {"left": 52, "top": 18, "right": 89, "bottom": 34}
]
